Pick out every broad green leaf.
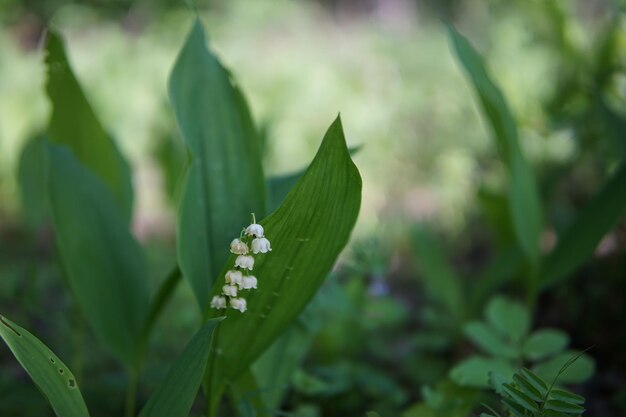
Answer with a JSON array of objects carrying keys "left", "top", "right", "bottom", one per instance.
[
  {"left": 542, "top": 162, "right": 626, "bottom": 288},
  {"left": 449, "top": 356, "right": 516, "bottom": 388},
  {"left": 249, "top": 288, "right": 332, "bottom": 411},
  {"left": 207, "top": 116, "right": 361, "bottom": 385},
  {"left": 268, "top": 170, "right": 305, "bottom": 213},
  {"left": 550, "top": 389, "right": 585, "bottom": 405},
  {"left": 140, "top": 267, "right": 182, "bottom": 343},
  {"left": 502, "top": 383, "right": 539, "bottom": 413},
  {"left": 463, "top": 321, "right": 518, "bottom": 359},
  {"left": 477, "top": 187, "right": 515, "bottom": 245},
  {"left": 138, "top": 317, "right": 223, "bottom": 417},
  {"left": 0, "top": 315, "right": 90, "bottom": 417},
  {"left": 412, "top": 227, "right": 464, "bottom": 320},
  {"left": 252, "top": 322, "right": 314, "bottom": 410},
  {"left": 512, "top": 374, "right": 542, "bottom": 402},
  {"left": 169, "top": 19, "right": 266, "bottom": 310},
  {"left": 485, "top": 296, "right": 529, "bottom": 343},
  {"left": 228, "top": 370, "right": 266, "bottom": 417},
  {"left": 533, "top": 351, "right": 595, "bottom": 385},
  {"left": 47, "top": 144, "right": 149, "bottom": 365},
  {"left": 544, "top": 399, "right": 585, "bottom": 414},
  {"left": 17, "top": 135, "right": 48, "bottom": 228},
  {"left": 448, "top": 26, "right": 541, "bottom": 264},
  {"left": 267, "top": 146, "right": 361, "bottom": 212},
  {"left": 45, "top": 30, "right": 133, "bottom": 222},
  {"left": 520, "top": 368, "right": 548, "bottom": 396},
  {"left": 523, "top": 329, "right": 569, "bottom": 361}
]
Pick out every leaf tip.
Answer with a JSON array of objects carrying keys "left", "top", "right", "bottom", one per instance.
[
  {"left": 0, "top": 315, "right": 22, "bottom": 337},
  {"left": 332, "top": 112, "right": 343, "bottom": 129}
]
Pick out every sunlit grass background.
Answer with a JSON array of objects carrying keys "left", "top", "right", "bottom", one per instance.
[{"left": 2, "top": 0, "right": 593, "bottom": 236}]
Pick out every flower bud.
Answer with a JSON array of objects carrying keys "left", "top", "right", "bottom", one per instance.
[
  {"left": 242, "top": 276, "right": 258, "bottom": 289},
  {"left": 245, "top": 223, "right": 264, "bottom": 237},
  {"left": 235, "top": 255, "right": 255, "bottom": 270},
  {"left": 222, "top": 285, "right": 238, "bottom": 297},
  {"left": 230, "top": 238, "right": 249, "bottom": 255},
  {"left": 252, "top": 237, "right": 272, "bottom": 254},
  {"left": 230, "top": 297, "right": 247, "bottom": 313},
  {"left": 225, "top": 270, "right": 243, "bottom": 287},
  {"left": 210, "top": 295, "right": 227, "bottom": 309}
]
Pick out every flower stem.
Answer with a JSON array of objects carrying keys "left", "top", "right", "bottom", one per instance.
[{"left": 125, "top": 367, "right": 139, "bottom": 417}]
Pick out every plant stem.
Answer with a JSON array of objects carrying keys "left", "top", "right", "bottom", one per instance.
[
  {"left": 71, "top": 303, "right": 85, "bottom": 384},
  {"left": 526, "top": 262, "right": 539, "bottom": 312},
  {"left": 204, "top": 321, "right": 223, "bottom": 417},
  {"left": 125, "top": 367, "right": 139, "bottom": 417},
  {"left": 123, "top": 266, "right": 181, "bottom": 417}
]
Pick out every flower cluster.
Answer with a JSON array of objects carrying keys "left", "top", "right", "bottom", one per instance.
[{"left": 210, "top": 214, "right": 272, "bottom": 313}]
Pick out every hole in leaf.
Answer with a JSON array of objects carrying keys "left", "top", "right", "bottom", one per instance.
[
  {"left": 68, "top": 379, "right": 76, "bottom": 388},
  {"left": 59, "top": 369, "right": 64, "bottom": 374},
  {"left": 49, "top": 357, "right": 56, "bottom": 364}
]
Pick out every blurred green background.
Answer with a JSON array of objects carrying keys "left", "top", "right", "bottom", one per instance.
[{"left": 1, "top": 0, "right": 625, "bottom": 416}]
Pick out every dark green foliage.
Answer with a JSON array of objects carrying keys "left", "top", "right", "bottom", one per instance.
[
  {"left": 412, "top": 228, "right": 464, "bottom": 321},
  {"left": 402, "top": 380, "right": 483, "bottom": 417},
  {"left": 496, "top": 366, "right": 587, "bottom": 417},
  {"left": 3, "top": 2, "right": 625, "bottom": 416},
  {"left": 541, "top": 162, "right": 626, "bottom": 288}
]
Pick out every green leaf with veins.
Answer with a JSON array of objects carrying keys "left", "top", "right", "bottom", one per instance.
[
  {"left": 0, "top": 315, "right": 90, "bottom": 417},
  {"left": 206, "top": 116, "right": 361, "bottom": 396},
  {"left": 169, "top": 19, "right": 266, "bottom": 311}
]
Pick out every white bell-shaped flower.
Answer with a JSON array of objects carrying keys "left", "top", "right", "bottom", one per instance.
[
  {"left": 245, "top": 223, "right": 264, "bottom": 237},
  {"left": 230, "top": 239, "right": 249, "bottom": 255},
  {"left": 230, "top": 297, "right": 247, "bottom": 313},
  {"left": 242, "top": 275, "right": 258, "bottom": 290},
  {"left": 210, "top": 295, "right": 227, "bottom": 309},
  {"left": 225, "top": 270, "right": 243, "bottom": 287},
  {"left": 235, "top": 255, "right": 255, "bottom": 270},
  {"left": 222, "top": 284, "right": 238, "bottom": 297},
  {"left": 252, "top": 237, "right": 272, "bottom": 254}
]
